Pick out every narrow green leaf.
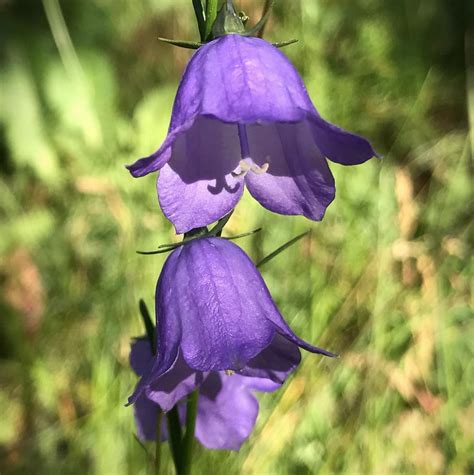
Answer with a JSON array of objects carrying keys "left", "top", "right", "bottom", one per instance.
[
  {"left": 204, "top": 0, "right": 219, "bottom": 40},
  {"left": 133, "top": 433, "right": 151, "bottom": 459},
  {"left": 209, "top": 210, "right": 234, "bottom": 236},
  {"left": 257, "top": 231, "right": 310, "bottom": 268},
  {"left": 139, "top": 299, "right": 156, "bottom": 354}
]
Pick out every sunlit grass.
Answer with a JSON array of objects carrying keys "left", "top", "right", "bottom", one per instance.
[{"left": 0, "top": 0, "right": 471, "bottom": 474}]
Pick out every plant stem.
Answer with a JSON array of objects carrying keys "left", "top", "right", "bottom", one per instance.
[
  {"left": 204, "top": 0, "right": 219, "bottom": 40},
  {"left": 192, "top": 0, "right": 206, "bottom": 41},
  {"left": 257, "top": 0, "right": 273, "bottom": 38},
  {"left": 167, "top": 407, "right": 183, "bottom": 472},
  {"left": 154, "top": 411, "right": 163, "bottom": 475},
  {"left": 180, "top": 390, "right": 199, "bottom": 475}
]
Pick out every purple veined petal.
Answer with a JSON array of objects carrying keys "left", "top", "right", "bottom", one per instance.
[
  {"left": 170, "top": 36, "right": 314, "bottom": 127},
  {"left": 309, "top": 114, "right": 378, "bottom": 165},
  {"left": 238, "top": 376, "right": 281, "bottom": 393},
  {"left": 129, "top": 337, "right": 154, "bottom": 377},
  {"left": 145, "top": 352, "right": 205, "bottom": 412},
  {"left": 220, "top": 245, "right": 336, "bottom": 358},
  {"left": 244, "top": 121, "right": 335, "bottom": 220},
  {"left": 266, "top": 308, "right": 337, "bottom": 358},
  {"left": 157, "top": 117, "right": 244, "bottom": 234},
  {"left": 171, "top": 238, "right": 276, "bottom": 371},
  {"left": 126, "top": 118, "right": 195, "bottom": 177},
  {"left": 130, "top": 338, "right": 202, "bottom": 412},
  {"left": 238, "top": 333, "right": 301, "bottom": 384},
  {"left": 134, "top": 394, "right": 168, "bottom": 442},
  {"left": 128, "top": 249, "right": 184, "bottom": 405},
  {"left": 195, "top": 372, "right": 259, "bottom": 450}
]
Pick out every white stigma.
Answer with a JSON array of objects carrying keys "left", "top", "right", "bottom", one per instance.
[{"left": 231, "top": 159, "right": 270, "bottom": 178}]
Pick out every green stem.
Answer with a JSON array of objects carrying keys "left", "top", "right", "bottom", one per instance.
[
  {"left": 180, "top": 390, "right": 199, "bottom": 475},
  {"left": 204, "top": 0, "right": 219, "bottom": 40},
  {"left": 257, "top": 0, "right": 273, "bottom": 38},
  {"left": 192, "top": 0, "right": 206, "bottom": 41},
  {"left": 167, "top": 407, "right": 183, "bottom": 472},
  {"left": 154, "top": 411, "right": 163, "bottom": 475}
]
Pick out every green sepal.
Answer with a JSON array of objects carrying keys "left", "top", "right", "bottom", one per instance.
[
  {"left": 224, "top": 228, "right": 262, "bottom": 241},
  {"left": 242, "top": 0, "right": 274, "bottom": 37},
  {"left": 211, "top": 0, "right": 246, "bottom": 38},
  {"left": 273, "top": 39, "right": 299, "bottom": 48},
  {"left": 136, "top": 245, "right": 180, "bottom": 255},
  {"left": 257, "top": 231, "right": 310, "bottom": 268},
  {"left": 209, "top": 210, "right": 234, "bottom": 237},
  {"left": 184, "top": 226, "right": 209, "bottom": 239},
  {"left": 158, "top": 37, "right": 202, "bottom": 49}
]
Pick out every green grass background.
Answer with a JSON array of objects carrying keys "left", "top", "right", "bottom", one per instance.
[{"left": 0, "top": 0, "right": 472, "bottom": 473}]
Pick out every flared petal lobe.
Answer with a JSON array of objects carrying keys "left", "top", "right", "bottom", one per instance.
[
  {"left": 196, "top": 372, "right": 260, "bottom": 450},
  {"left": 244, "top": 122, "right": 335, "bottom": 220},
  {"left": 238, "top": 333, "right": 301, "bottom": 383},
  {"left": 127, "top": 249, "right": 184, "bottom": 405},
  {"left": 130, "top": 339, "right": 204, "bottom": 412},
  {"left": 134, "top": 394, "right": 162, "bottom": 441}
]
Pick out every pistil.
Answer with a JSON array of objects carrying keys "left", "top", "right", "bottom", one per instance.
[{"left": 233, "top": 124, "right": 269, "bottom": 177}]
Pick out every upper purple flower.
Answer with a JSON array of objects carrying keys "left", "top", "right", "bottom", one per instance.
[
  {"left": 130, "top": 335, "right": 298, "bottom": 450},
  {"left": 128, "top": 237, "right": 335, "bottom": 405},
  {"left": 127, "top": 34, "right": 377, "bottom": 233}
]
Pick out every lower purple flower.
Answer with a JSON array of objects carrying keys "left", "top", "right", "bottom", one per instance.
[
  {"left": 130, "top": 335, "right": 299, "bottom": 450},
  {"left": 128, "top": 237, "right": 335, "bottom": 406}
]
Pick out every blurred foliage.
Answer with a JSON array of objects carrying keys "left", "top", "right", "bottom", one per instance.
[{"left": 0, "top": 0, "right": 472, "bottom": 474}]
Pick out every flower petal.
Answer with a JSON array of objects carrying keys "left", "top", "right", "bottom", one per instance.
[
  {"left": 195, "top": 372, "right": 259, "bottom": 450},
  {"left": 130, "top": 338, "right": 202, "bottom": 412},
  {"left": 266, "top": 309, "right": 337, "bottom": 358},
  {"left": 310, "top": 115, "right": 378, "bottom": 165},
  {"left": 129, "top": 337, "right": 154, "bottom": 377},
  {"left": 170, "top": 36, "right": 313, "bottom": 126},
  {"left": 244, "top": 122, "right": 335, "bottom": 220},
  {"left": 171, "top": 238, "right": 275, "bottom": 371},
  {"left": 145, "top": 352, "right": 205, "bottom": 412},
  {"left": 157, "top": 117, "right": 244, "bottom": 234},
  {"left": 128, "top": 249, "right": 183, "bottom": 405},
  {"left": 134, "top": 394, "right": 167, "bottom": 442},
  {"left": 238, "top": 333, "right": 301, "bottom": 384},
  {"left": 126, "top": 118, "right": 195, "bottom": 177}
]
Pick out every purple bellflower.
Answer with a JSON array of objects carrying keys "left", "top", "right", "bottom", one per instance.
[
  {"left": 127, "top": 34, "right": 377, "bottom": 233},
  {"left": 128, "top": 237, "right": 335, "bottom": 406},
  {"left": 130, "top": 336, "right": 298, "bottom": 450}
]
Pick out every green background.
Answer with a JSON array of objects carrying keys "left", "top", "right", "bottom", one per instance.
[{"left": 0, "top": 0, "right": 472, "bottom": 473}]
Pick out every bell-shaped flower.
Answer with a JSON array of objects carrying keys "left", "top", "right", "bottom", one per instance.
[
  {"left": 127, "top": 35, "right": 377, "bottom": 233},
  {"left": 130, "top": 334, "right": 299, "bottom": 450},
  {"left": 128, "top": 237, "right": 335, "bottom": 406}
]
